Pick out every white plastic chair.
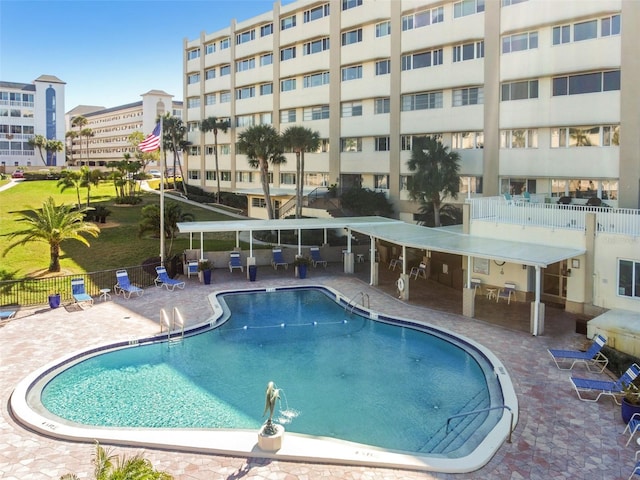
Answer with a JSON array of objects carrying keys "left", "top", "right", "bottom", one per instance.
[
  {"left": 389, "top": 256, "right": 403, "bottom": 271},
  {"left": 410, "top": 262, "right": 427, "bottom": 280},
  {"left": 497, "top": 282, "right": 516, "bottom": 304}
]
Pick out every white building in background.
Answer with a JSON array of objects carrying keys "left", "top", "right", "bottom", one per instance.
[
  {"left": 0, "top": 75, "right": 66, "bottom": 171},
  {"left": 65, "top": 90, "right": 183, "bottom": 167},
  {"left": 182, "top": 0, "right": 640, "bottom": 219}
]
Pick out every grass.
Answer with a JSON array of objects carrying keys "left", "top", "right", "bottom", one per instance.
[{"left": 0, "top": 180, "right": 250, "bottom": 278}]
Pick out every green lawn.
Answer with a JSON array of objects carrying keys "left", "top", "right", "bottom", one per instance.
[{"left": 0, "top": 180, "right": 245, "bottom": 278}]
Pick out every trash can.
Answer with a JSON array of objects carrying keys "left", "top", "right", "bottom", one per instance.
[
  {"left": 48, "top": 293, "right": 61, "bottom": 309},
  {"left": 249, "top": 265, "right": 257, "bottom": 282}
]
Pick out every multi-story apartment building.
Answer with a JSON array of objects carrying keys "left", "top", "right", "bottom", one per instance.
[
  {"left": 182, "top": 0, "right": 640, "bottom": 219},
  {"left": 65, "top": 90, "right": 182, "bottom": 167},
  {"left": 0, "top": 75, "right": 66, "bottom": 171}
]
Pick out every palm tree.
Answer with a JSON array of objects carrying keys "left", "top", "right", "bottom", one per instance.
[
  {"left": 2, "top": 196, "right": 100, "bottom": 272},
  {"left": 71, "top": 115, "right": 88, "bottom": 163},
  {"left": 281, "top": 126, "right": 320, "bottom": 218},
  {"left": 237, "top": 124, "right": 286, "bottom": 219},
  {"left": 28, "top": 134, "right": 48, "bottom": 165},
  {"left": 81, "top": 165, "right": 102, "bottom": 207},
  {"left": 162, "top": 114, "right": 189, "bottom": 195},
  {"left": 138, "top": 202, "right": 195, "bottom": 259},
  {"left": 200, "top": 116, "right": 230, "bottom": 203},
  {"left": 407, "top": 136, "right": 461, "bottom": 228},
  {"left": 80, "top": 128, "right": 94, "bottom": 164},
  {"left": 65, "top": 130, "right": 79, "bottom": 165},
  {"left": 57, "top": 169, "right": 84, "bottom": 207}
]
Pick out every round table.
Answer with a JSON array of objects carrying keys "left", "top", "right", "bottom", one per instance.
[{"left": 99, "top": 288, "right": 111, "bottom": 302}]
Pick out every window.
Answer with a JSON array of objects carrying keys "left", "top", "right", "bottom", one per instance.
[
  {"left": 252, "top": 198, "right": 267, "bottom": 208},
  {"left": 374, "top": 175, "right": 389, "bottom": 189},
  {"left": 402, "top": 91, "right": 443, "bottom": 111},
  {"left": 341, "top": 101, "right": 362, "bottom": 117},
  {"left": 236, "top": 171, "right": 253, "bottom": 183},
  {"left": 188, "top": 170, "right": 201, "bottom": 180},
  {"left": 260, "top": 83, "right": 273, "bottom": 95},
  {"left": 453, "top": 41, "right": 484, "bottom": 62},
  {"left": 280, "top": 46, "right": 296, "bottom": 61},
  {"left": 402, "top": 7, "right": 443, "bottom": 30},
  {"left": 453, "top": 87, "right": 484, "bottom": 106},
  {"left": 235, "top": 86, "right": 255, "bottom": 100},
  {"left": 205, "top": 43, "right": 215, "bottom": 54},
  {"left": 502, "top": 0, "right": 528, "bottom": 5},
  {"left": 236, "top": 29, "right": 255, "bottom": 45},
  {"left": 280, "top": 78, "right": 296, "bottom": 92},
  {"left": 220, "top": 144, "right": 230, "bottom": 155},
  {"left": 303, "top": 105, "right": 330, "bottom": 121},
  {"left": 220, "top": 91, "right": 231, "bottom": 103},
  {"left": 375, "top": 98, "right": 390, "bottom": 114},
  {"left": 454, "top": 0, "right": 484, "bottom": 18},
  {"left": 554, "top": 15, "right": 620, "bottom": 45},
  {"left": 552, "top": 25, "right": 571, "bottom": 45},
  {"left": 281, "top": 15, "right": 296, "bottom": 30},
  {"left": 500, "top": 129, "right": 538, "bottom": 148},
  {"left": 236, "top": 58, "right": 255, "bottom": 72},
  {"left": 501, "top": 80, "right": 538, "bottom": 100},
  {"left": 502, "top": 31, "right": 538, "bottom": 53},
  {"left": 205, "top": 68, "right": 216, "bottom": 80},
  {"left": 187, "top": 73, "right": 200, "bottom": 84},
  {"left": 341, "top": 28, "right": 362, "bottom": 46},
  {"left": 187, "top": 97, "right": 200, "bottom": 108},
  {"left": 306, "top": 173, "right": 330, "bottom": 185},
  {"left": 553, "top": 70, "right": 620, "bottom": 96},
  {"left": 603, "top": 125, "right": 620, "bottom": 146},
  {"left": 551, "top": 126, "right": 618, "bottom": 148},
  {"left": 303, "top": 72, "right": 330, "bottom": 88},
  {"left": 618, "top": 260, "right": 640, "bottom": 299},
  {"left": 602, "top": 15, "right": 621, "bottom": 37},
  {"left": 375, "top": 137, "right": 390, "bottom": 151},
  {"left": 205, "top": 94, "right": 216, "bottom": 105},
  {"left": 303, "top": 38, "right": 330, "bottom": 55},
  {"left": 313, "top": 139, "right": 330, "bottom": 153},
  {"left": 280, "top": 109, "right": 296, "bottom": 123},
  {"left": 220, "top": 64, "right": 231, "bottom": 76},
  {"left": 573, "top": 19, "right": 597, "bottom": 42},
  {"left": 220, "top": 37, "right": 230, "bottom": 49},
  {"left": 401, "top": 49, "right": 443, "bottom": 70},
  {"left": 261, "top": 23, "right": 273, "bottom": 37},
  {"left": 259, "top": 112, "right": 272, "bottom": 124},
  {"left": 376, "top": 21, "right": 390, "bottom": 37},
  {"left": 236, "top": 115, "right": 254, "bottom": 127},
  {"left": 280, "top": 172, "right": 296, "bottom": 185},
  {"left": 341, "top": 65, "right": 362, "bottom": 81},
  {"left": 187, "top": 49, "right": 200, "bottom": 60},
  {"left": 375, "top": 59, "right": 390, "bottom": 75},
  {"left": 342, "top": 0, "right": 362, "bottom": 10},
  {"left": 260, "top": 53, "right": 273, "bottom": 66},
  {"left": 341, "top": 137, "right": 362, "bottom": 152},
  {"left": 304, "top": 4, "right": 329, "bottom": 22},
  {"left": 452, "top": 132, "right": 484, "bottom": 149}
]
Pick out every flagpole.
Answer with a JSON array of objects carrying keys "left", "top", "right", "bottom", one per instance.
[{"left": 159, "top": 116, "right": 165, "bottom": 266}]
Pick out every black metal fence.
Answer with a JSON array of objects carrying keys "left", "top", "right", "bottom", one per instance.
[{"left": 0, "top": 263, "right": 160, "bottom": 308}]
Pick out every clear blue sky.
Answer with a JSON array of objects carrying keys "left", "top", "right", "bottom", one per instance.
[{"left": 0, "top": 0, "right": 293, "bottom": 111}]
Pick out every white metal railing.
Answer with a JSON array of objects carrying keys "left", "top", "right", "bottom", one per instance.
[{"left": 468, "top": 196, "right": 640, "bottom": 236}]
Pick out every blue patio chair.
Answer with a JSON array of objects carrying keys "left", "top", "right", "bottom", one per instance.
[
  {"left": 628, "top": 451, "right": 640, "bottom": 480},
  {"left": 309, "top": 247, "right": 327, "bottom": 268},
  {"left": 548, "top": 334, "right": 608, "bottom": 372},
  {"left": 229, "top": 252, "right": 244, "bottom": 272},
  {"left": 71, "top": 277, "right": 93, "bottom": 307},
  {"left": 624, "top": 413, "right": 640, "bottom": 447},
  {"left": 114, "top": 269, "right": 144, "bottom": 299},
  {"left": 570, "top": 363, "right": 640, "bottom": 404},
  {"left": 187, "top": 260, "right": 199, "bottom": 278},
  {"left": 0, "top": 310, "right": 16, "bottom": 321},
  {"left": 271, "top": 248, "right": 288, "bottom": 270},
  {"left": 503, "top": 193, "right": 514, "bottom": 205},
  {"left": 154, "top": 266, "right": 185, "bottom": 291},
  {"left": 496, "top": 282, "right": 516, "bottom": 304}
]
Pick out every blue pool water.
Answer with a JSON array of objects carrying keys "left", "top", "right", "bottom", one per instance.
[{"left": 41, "top": 288, "right": 501, "bottom": 454}]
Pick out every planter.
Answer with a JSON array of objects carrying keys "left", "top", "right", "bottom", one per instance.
[
  {"left": 202, "top": 269, "right": 212, "bottom": 285},
  {"left": 297, "top": 264, "right": 307, "bottom": 279},
  {"left": 249, "top": 265, "right": 257, "bottom": 282},
  {"left": 622, "top": 397, "right": 640, "bottom": 424},
  {"left": 48, "top": 293, "right": 61, "bottom": 309}
]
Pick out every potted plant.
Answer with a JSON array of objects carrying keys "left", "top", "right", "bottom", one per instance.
[
  {"left": 622, "top": 380, "right": 640, "bottom": 424},
  {"left": 198, "top": 259, "right": 213, "bottom": 285},
  {"left": 293, "top": 256, "right": 310, "bottom": 279}
]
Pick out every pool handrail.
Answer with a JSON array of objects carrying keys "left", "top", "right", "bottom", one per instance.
[{"left": 446, "top": 405, "right": 514, "bottom": 443}]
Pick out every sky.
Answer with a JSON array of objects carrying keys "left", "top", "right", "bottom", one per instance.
[{"left": 0, "top": 0, "right": 294, "bottom": 111}]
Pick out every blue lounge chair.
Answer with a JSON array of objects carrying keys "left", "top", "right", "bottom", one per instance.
[
  {"left": 570, "top": 363, "right": 640, "bottom": 404},
  {"left": 71, "top": 278, "right": 93, "bottom": 307},
  {"left": 628, "top": 451, "right": 640, "bottom": 480},
  {"left": 154, "top": 266, "right": 185, "bottom": 291},
  {"left": 0, "top": 310, "right": 16, "bottom": 321},
  {"left": 624, "top": 413, "right": 640, "bottom": 447},
  {"left": 229, "top": 252, "right": 244, "bottom": 272},
  {"left": 548, "top": 334, "right": 608, "bottom": 372},
  {"left": 271, "top": 248, "right": 288, "bottom": 270},
  {"left": 114, "top": 269, "right": 144, "bottom": 299},
  {"left": 309, "top": 247, "right": 326, "bottom": 268}
]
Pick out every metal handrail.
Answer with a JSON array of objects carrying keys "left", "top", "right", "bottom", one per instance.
[
  {"left": 446, "top": 405, "right": 514, "bottom": 443},
  {"left": 345, "top": 292, "right": 370, "bottom": 313}
]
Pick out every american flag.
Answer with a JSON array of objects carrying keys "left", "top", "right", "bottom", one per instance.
[{"left": 138, "top": 122, "right": 161, "bottom": 152}]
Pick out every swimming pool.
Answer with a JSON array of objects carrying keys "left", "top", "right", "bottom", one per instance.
[{"left": 12, "top": 286, "right": 518, "bottom": 473}]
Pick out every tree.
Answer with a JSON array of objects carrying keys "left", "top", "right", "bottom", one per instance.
[
  {"left": 65, "top": 130, "right": 79, "bottom": 165},
  {"left": 81, "top": 165, "right": 102, "bottom": 206},
  {"left": 57, "top": 170, "right": 84, "bottom": 207},
  {"left": 281, "top": 126, "right": 320, "bottom": 218},
  {"left": 138, "top": 202, "right": 194, "bottom": 259},
  {"left": 71, "top": 116, "right": 88, "bottom": 163},
  {"left": 407, "top": 136, "right": 461, "bottom": 228},
  {"left": 162, "top": 114, "right": 189, "bottom": 196},
  {"left": 128, "top": 131, "right": 159, "bottom": 171},
  {"left": 80, "top": 128, "right": 94, "bottom": 164},
  {"left": 2, "top": 196, "right": 100, "bottom": 272},
  {"left": 45, "top": 139, "right": 64, "bottom": 166},
  {"left": 28, "top": 135, "right": 64, "bottom": 166},
  {"left": 200, "top": 116, "right": 230, "bottom": 203},
  {"left": 237, "top": 124, "right": 286, "bottom": 219}
]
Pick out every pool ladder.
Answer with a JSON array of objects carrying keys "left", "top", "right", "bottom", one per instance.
[
  {"left": 446, "top": 405, "right": 515, "bottom": 443},
  {"left": 160, "top": 307, "right": 185, "bottom": 345},
  {"left": 345, "top": 292, "right": 370, "bottom": 314}
]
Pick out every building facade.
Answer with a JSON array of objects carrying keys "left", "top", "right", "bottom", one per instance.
[
  {"left": 65, "top": 90, "right": 182, "bottom": 167},
  {"left": 182, "top": 0, "right": 640, "bottom": 218},
  {"left": 0, "top": 75, "right": 66, "bottom": 171}
]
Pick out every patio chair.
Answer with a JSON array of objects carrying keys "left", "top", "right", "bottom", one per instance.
[
  {"left": 114, "top": 269, "right": 144, "bottom": 299},
  {"left": 470, "top": 278, "right": 482, "bottom": 296},
  {"left": 154, "top": 266, "right": 185, "bottom": 291},
  {"left": 624, "top": 413, "right": 640, "bottom": 447},
  {"left": 71, "top": 278, "right": 93, "bottom": 307},
  {"left": 187, "top": 260, "right": 199, "bottom": 278},
  {"left": 496, "top": 282, "right": 516, "bottom": 304},
  {"left": 570, "top": 363, "right": 640, "bottom": 404},
  {"left": 0, "top": 310, "right": 16, "bottom": 321},
  {"left": 309, "top": 247, "right": 327, "bottom": 268},
  {"left": 547, "top": 334, "right": 608, "bottom": 372},
  {"left": 271, "top": 248, "right": 288, "bottom": 270},
  {"left": 389, "top": 255, "right": 403, "bottom": 271},
  {"left": 229, "top": 252, "right": 244, "bottom": 272},
  {"left": 410, "top": 262, "right": 427, "bottom": 280},
  {"left": 628, "top": 451, "right": 640, "bottom": 480},
  {"left": 503, "top": 193, "right": 514, "bottom": 205}
]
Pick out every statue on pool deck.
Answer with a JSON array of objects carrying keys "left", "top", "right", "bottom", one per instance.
[{"left": 262, "top": 381, "right": 280, "bottom": 435}]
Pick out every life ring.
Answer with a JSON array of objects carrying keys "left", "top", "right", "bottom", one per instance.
[{"left": 397, "top": 277, "right": 405, "bottom": 292}]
